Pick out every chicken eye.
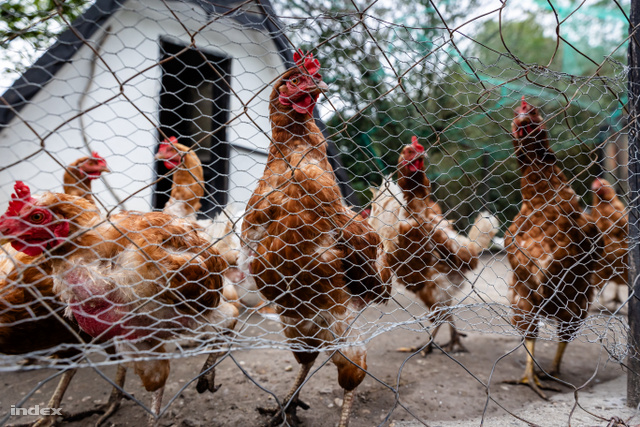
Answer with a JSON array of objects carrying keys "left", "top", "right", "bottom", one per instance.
[
  {"left": 30, "top": 212, "right": 45, "bottom": 223},
  {"left": 289, "top": 77, "right": 300, "bottom": 85}
]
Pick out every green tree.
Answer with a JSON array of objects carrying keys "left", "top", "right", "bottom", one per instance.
[
  {"left": 271, "top": 1, "right": 626, "bottom": 233},
  {"left": 273, "top": 0, "right": 481, "bottom": 211},
  {"left": 0, "top": 0, "right": 89, "bottom": 78}
]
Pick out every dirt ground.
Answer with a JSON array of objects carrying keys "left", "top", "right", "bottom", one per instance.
[{"left": 0, "top": 253, "right": 632, "bottom": 427}]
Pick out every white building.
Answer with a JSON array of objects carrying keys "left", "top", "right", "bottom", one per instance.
[{"left": 0, "top": 0, "right": 356, "bottom": 216}]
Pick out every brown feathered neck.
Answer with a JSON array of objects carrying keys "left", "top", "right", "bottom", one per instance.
[
  {"left": 515, "top": 134, "right": 568, "bottom": 202},
  {"left": 63, "top": 165, "right": 93, "bottom": 202},
  {"left": 167, "top": 144, "right": 204, "bottom": 214},
  {"left": 511, "top": 103, "right": 570, "bottom": 202},
  {"left": 516, "top": 142, "right": 574, "bottom": 214},
  {"left": 512, "top": 123, "right": 558, "bottom": 170},
  {"left": 398, "top": 169, "right": 431, "bottom": 202},
  {"left": 42, "top": 192, "right": 101, "bottom": 231}
]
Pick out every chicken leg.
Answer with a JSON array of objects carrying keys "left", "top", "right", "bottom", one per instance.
[
  {"left": 62, "top": 364, "right": 128, "bottom": 426},
  {"left": 503, "top": 338, "right": 560, "bottom": 399},
  {"left": 31, "top": 369, "right": 77, "bottom": 427},
  {"left": 196, "top": 352, "right": 221, "bottom": 394},
  {"left": 258, "top": 360, "right": 313, "bottom": 426},
  {"left": 441, "top": 324, "right": 468, "bottom": 353},
  {"left": 338, "top": 389, "right": 355, "bottom": 427},
  {"left": 604, "top": 285, "right": 624, "bottom": 311},
  {"left": 538, "top": 341, "right": 569, "bottom": 383},
  {"left": 550, "top": 341, "right": 568, "bottom": 375},
  {"left": 196, "top": 303, "right": 239, "bottom": 393},
  {"left": 147, "top": 387, "right": 164, "bottom": 427},
  {"left": 397, "top": 321, "right": 467, "bottom": 356},
  {"left": 95, "top": 365, "right": 127, "bottom": 426}
]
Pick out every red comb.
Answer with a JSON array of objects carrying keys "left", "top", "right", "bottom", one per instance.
[
  {"left": 521, "top": 96, "right": 527, "bottom": 109},
  {"left": 411, "top": 136, "right": 425, "bottom": 153},
  {"left": 160, "top": 136, "right": 178, "bottom": 148},
  {"left": 6, "top": 181, "right": 36, "bottom": 217},
  {"left": 591, "top": 177, "right": 605, "bottom": 191},
  {"left": 90, "top": 151, "right": 104, "bottom": 160},
  {"left": 293, "top": 49, "right": 321, "bottom": 78}
]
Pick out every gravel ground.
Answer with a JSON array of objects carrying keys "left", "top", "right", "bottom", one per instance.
[{"left": 0, "top": 253, "right": 634, "bottom": 427}]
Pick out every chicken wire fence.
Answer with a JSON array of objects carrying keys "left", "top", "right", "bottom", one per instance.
[{"left": 0, "top": 0, "right": 634, "bottom": 426}]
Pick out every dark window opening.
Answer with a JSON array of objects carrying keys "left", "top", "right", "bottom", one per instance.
[{"left": 154, "top": 39, "right": 232, "bottom": 218}]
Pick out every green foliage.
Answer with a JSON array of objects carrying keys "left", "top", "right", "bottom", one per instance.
[
  {"left": 0, "top": 0, "right": 89, "bottom": 76},
  {"left": 273, "top": 1, "right": 626, "bottom": 233}
]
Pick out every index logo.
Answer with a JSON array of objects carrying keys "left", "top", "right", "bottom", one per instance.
[{"left": 10, "top": 405, "right": 63, "bottom": 416}]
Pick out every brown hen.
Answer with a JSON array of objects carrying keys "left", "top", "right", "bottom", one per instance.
[
  {"left": 0, "top": 156, "right": 116, "bottom": 427},
  {"left": 370, "top": 136, "right": 497, "bottom": 355},
  {"left": 590, "top": 177, "right": 628, "bottom": 307},
  {"left": 241, "top": 50, "right": 389, "bottom": 427},
  {"left": 62, "top": 151, "right": 110, "bottom": 204},
  {"left": 0, "top": 182, "right": 232, "bottom": 426},
  {"left": 1, "top": 154, "right": 110, "bottom": 355},
  {"left": 505, "top": 97, "right": 601, "bottom": 398},
  {"left": 155, "top": 136, "right": 204, "bottom": 221}
]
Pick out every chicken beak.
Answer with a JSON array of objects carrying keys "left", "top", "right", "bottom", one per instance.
[
  {"left": 311, "top": 79, "right": 328, "bottom": 94},
  {"left": 154, "top": 152, "right": 164, "bottom": 161}
]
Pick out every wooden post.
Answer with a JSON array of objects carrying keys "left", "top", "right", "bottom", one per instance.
[{"left": 628, "top": 0, "right": 640, "bottom": 408}]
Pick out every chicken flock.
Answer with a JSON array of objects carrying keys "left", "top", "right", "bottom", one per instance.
[{"left": 0, "top": 52, "right": 628, "bottom": 427}]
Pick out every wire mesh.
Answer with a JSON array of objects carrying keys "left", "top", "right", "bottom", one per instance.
[{"left": 0, "top": 0, "right": 635, "bottom": 426}]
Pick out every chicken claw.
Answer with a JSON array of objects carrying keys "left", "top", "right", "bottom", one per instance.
[
  {"left": 442, "top": 330, "right": 468, "bottom": 354},
  {"left": 8, "top": 370, "right": 77, "bottom": 427},
  {"left": 63, "top": 365, "right": 127, "bottom": 427},
  {"left": 503, "top": 371, "right": 560, "bottom": 400},
  {"left": 196, "top": 352, "right": 221, "bottom": 394},
  {"left": 257, "top": 398, "right": 310, "bottom": 427},
  {"left": 537, "top": 341, "right": 569, "bottom": 384},
  {"left": 62, "top": 398, "right": 123, "bottom": 427},
  {"left": 27, "top": 416, "right": 58, "bottom": 427},
  {"left": 396, "top": 342, "right": 433, "bottom": 357}
]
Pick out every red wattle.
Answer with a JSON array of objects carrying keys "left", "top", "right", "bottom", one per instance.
[
  {"left": 291, "top": 94, "right": 315, "bottom": 115},
  {"left": 11, "top": 240, "right": 44, "bottom": 256},
  {"left": 280, "top": 92, "right": 316, "bottom": 116},
  {"left": 163, "top": 159, "right": 180, "bottom": 170},
  {"left": 10, "top": 221, "right": 68, "bottom": 256},
  {"left": 407, "top": 159, "right": 424, "bottom": 172}
]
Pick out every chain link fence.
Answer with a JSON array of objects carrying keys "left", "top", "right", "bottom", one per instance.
[{"left": 0, "top": 0, "right": 635, "bottom": 426}]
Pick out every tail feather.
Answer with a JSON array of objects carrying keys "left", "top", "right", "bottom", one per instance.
[
  {"left": 338, "top": 210, "right": 391, "bottom": 304},
  {"left": 466, "top": 211, "right": 500, "bottom": 254},
  {"left": 440, "top": 211, "right": 499, "bottom": 257},
  {"left": 200, "top": 204, "right": 245, "bottom": 266},
  {"left": 369, "top": 176, "right": 404, "bottom": 250}
]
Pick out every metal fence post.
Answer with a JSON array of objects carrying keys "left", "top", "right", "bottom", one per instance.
[{"left": 628, "top": 0, "right": 640, "bottom": 408}]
